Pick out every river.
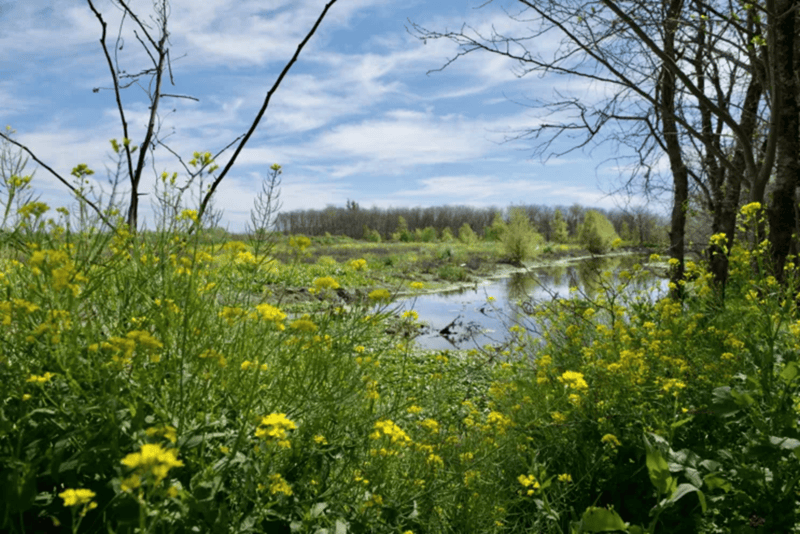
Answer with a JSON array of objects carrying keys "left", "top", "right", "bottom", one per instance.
[{"left": 396, "top": 254, "right": 664, "bottom": 351}]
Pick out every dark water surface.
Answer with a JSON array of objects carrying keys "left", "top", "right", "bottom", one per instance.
[{"left": 397, "top": 255, "right": 665, "bottom": 351}]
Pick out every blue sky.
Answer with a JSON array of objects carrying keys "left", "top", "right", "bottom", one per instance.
[{"left": 1, "top": 0, "right": 659, "bottom": 231}]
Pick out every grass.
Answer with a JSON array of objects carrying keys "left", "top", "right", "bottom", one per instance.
[{"left": 2, "top": 204, "right": 799, "bottom": 533}]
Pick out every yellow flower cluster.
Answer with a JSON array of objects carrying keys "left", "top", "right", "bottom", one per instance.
[
  {"left": 59, "top": 488, "right": 97, "bottom": 514},
  {"left": 518, "top": 474, "right": 540, "bottom": 495},
  {"left": 268, "top": 473, "right": 293, "bottom": 496},
  {"left": 26, "top": 372, "right": 55, "bottom": 385},
  {"left": 558, "top": 370, "right": 588, "bottom": 391},
  {"left": 255, "top": 413, "right": 297, "bottom": 448},
  {"left": 120, "top": 443, "right": 183, "bottom": 492},
  {"left": 371, "top": 419, "right": 412, "bottom": 445},
  {"left": 349, "top": 258, "right": 368, "bottom": 271}
]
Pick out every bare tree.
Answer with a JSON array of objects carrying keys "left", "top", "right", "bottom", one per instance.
[
  {"left": 411, "top": 0, "right": 795, "bottom": 287},
  {"left": 0, "top": 0, "right": 339, "bottom": 231}
]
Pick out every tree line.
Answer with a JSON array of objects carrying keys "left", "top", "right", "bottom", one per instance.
[{"left": 275, "top": 201, "right": 667, "bottom": 244}]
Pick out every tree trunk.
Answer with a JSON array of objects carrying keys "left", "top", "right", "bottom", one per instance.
[{"left": 767, "top": 0, "right": 800, "bottom": 279}]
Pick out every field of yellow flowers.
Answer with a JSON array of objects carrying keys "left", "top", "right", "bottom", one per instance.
[{"left": 2, "top": 203, "right": 800, "bottom": 533}]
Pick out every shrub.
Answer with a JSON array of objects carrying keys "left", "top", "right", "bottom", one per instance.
[
  {"left": 440, "top": 226, "right": 454, "bottom": 242},
  {"left": 579, "top": 210, "right": 619, "bottom": 253},
  {"left": 484, "top": 211, "right": 507, "bottom": 241},
  {"left": 362, "top": 225, "right": 381, "bottom": 242},
  {"left": 502, "top": 207, "right": 542, "bottom": 264},
  {"left": 552, "top": 209, "right": 569, "bottom": 243},
  {"left": 458, "top": 222, "right": 477, "bottom": 244}
]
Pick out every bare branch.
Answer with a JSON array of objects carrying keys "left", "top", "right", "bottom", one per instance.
[{"left": 197, "top": 0, "right": 340, "bottom": 222}]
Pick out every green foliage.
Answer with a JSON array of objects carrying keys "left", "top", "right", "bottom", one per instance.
[
  {"left": 484, "top": 211, "right": 507, "bottom": 241},
  {"left": 363, "top": 224, "right": 382, "bottom": 242},
  {"left": 458, "top": 222, "right": 478, "bottom": 244},
  {"left": 391, "top": 215, "right": 413, "bottom": 242},
  {"left": 502, "top": 207, "right": 542, "bottom": 264},
  {"left": 579, "top": 210, "right": 620, "bottom": 253},
  {"left": 440, "top": 226, "right": 454, "bottom": 242},
  {"left": 437, "top": 263, "right": 468, "bottom": 281},
  {"left": 552, "top": 209, "right": 569, "bottom": 243},
  {"left": 3, "top": 186, "right": 799, "bottom": 534},
  {"left": 415, "top": 226, "right": 437, "bottom": 242}
]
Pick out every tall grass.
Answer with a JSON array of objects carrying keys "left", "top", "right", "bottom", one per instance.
[{"left": 1, "top": 200, "right": 799, "bottom": 533}]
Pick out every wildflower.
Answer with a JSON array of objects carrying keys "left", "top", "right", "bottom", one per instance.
[
  {"left": 601, "top": 434, "right": 621, "bottom": 447},
  {"left": 420, "top": 418, "right": 440, "bottom": 433},
  {"left": 121, "top": 443, "right": 183, "bottom": 485},
  {"left": 407, "top": 405, "right": 423, "bottom": 414},
  {"left": 410, "top": 281, "right": 424, "bottom": 290},
  {"left": 59, "top": 488, "right": 97, "bottom": 514},
  {"left": 255, "top": 413, "right": 297, "bottom": 448},
  {"left": 268, "top": 473, "right": 293, "bottom": 496},
  {"left": 177, "top": 209, "right": 198, "bottom": 223},
  {"left": 26, "top": 372, "right": 55, "bottom": 385},
  {"left": 372, "top": 419, "right": 412, "bottom": 445},
  {"left": 557, "top": 473, "right": 573, "bottom": 483},
  {"left": 740, "top": 202, "right": 762, "bottom": 220},
  {"left": 253, "top": 303, "right": 287, "bottom": 325},
  {"left": 313, "top": 276, "right": 340, "bottom": 291},
  {"left": 290, "top": 318, "right": 318, "bottom": 333},
  {"left": 401, "top": 310, "right": 419, "bottom": 321},
  {"left": 368, "top": 289, "right": 391, "bottom": 302},
  {"left": 313, "top": 434, "right": 328, "bottom": 445},
  {"left": 289, "top": 235, "right": 311, "bottom": 251},
  {"left": 518, "top": 474, "right": 540, "bottom": 495},
  {"left": 349, "top": 258, "right": 368, "bottom": 271},
  {"left": 558, "top": 370, "right": 588, "bottom": 391}
]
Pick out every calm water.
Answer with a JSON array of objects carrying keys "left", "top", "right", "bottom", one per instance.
[{"left": 396, "top": 255, "right": 664, "bottom": 351}]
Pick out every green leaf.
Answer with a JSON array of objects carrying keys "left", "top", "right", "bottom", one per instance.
[
  {"left": 710, "top": 387, "right": 740, "bottom": 417},
  {"left": 670, "top": 416, "right": 694, "bottom": 431},
  {"left": 668, "top": 483, "right": 707, "bottom": 513},
  {"left": 768, "top": 436, "right": 800, "bottom": 450},
  {"left": 644, "top": 435, "right": 675, "bottom": 496},
  {"left": 703, "top": 474, "right": 732, "bottom": 493},
  {"left": 577, "top": 507, "right": 629, "bottom": 532},
  {"left": 780, "top": 362, "right": 799, "bottom": 383}
]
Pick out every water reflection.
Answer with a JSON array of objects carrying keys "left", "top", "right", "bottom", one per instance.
[{"left": 398, "top": 255, "right": 662, "bottom": 351}]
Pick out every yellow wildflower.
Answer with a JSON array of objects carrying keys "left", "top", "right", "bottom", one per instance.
[
  {"left": 121, "top": 443, "right": 183, "bottom": 485},
  {"left": 59, "top": 488, "right": 97, "bottom": 513},
  {"left": 368, "top": 289, "right": 391, "bottom": 302}
]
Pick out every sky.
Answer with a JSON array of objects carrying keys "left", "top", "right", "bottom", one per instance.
[{"left": 0, "top": 0, "right": 663, "bottom": 232}]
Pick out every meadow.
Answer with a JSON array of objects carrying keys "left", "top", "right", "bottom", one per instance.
[{"left": 2, "top": 203, "right": 799, "bottom": 533}]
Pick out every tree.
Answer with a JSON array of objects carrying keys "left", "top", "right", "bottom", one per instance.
[
  {"left": 579, "top": 210, "right": 620, "bottom": 254},
  {"left": 412, "top": 0, "right": 796, "bottom": 287},
  {"left": 503, "top": 207, "right": 543, "bottom": 263},
  {"left": 552, "top": 208, "right": 569, "bottom": 243},
  {"left": 0, "top": 0, "right": 340, "bottom": 231}
]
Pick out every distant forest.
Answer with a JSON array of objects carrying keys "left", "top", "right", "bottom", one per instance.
[{"left": 275, "top": 202, "right": 667, "bottom": 244}]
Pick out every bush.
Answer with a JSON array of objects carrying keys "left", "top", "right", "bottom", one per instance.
[
  {"left": 484, "top": 211, "right": 507, "bottom": 241},
  {"left": 415, "top": 226, "right": 437, "bottom": 243},
  {"left": 363, "top": 225, "right": 382, "bottom": 242},
  {"left": 440, "top": 226, "right": 454, "bottom": 242},
  {"left": 552, "top": 208, "right": 569, "bottom": 243},
  {"left": 458, "top": 222, "right": 477, "bottom": 244},
  {"left": 502, "top": 207, "right": 542, "bottom": 264},
  {"left": 579, "top": 210, "right": 619, "bottom": 253}
]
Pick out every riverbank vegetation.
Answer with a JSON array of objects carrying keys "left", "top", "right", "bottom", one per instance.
[{"left": 2, "top": 192, "right": 799, "bottom": 533}]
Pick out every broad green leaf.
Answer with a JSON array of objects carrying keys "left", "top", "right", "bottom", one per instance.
[
  {"left": 780, "top": 361, "right": 799, "bottom": 383},
  {"left": 578, "top": 507, "right": 629, "bottom": 532},
  {"left": 668, "top": 483, "right": 707, "bottom": 513},
  {"left": 730, "top": 389, "right": 755, "bottom": 407},
  {"left": 703, "top": 474, "right": 732, "bottom": 493},
  {"left": 768, "top": 436, "right": 800, "bottom": 450},
  {"left": 644, "top": 435, "right": 674, "bottom": 496}
]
